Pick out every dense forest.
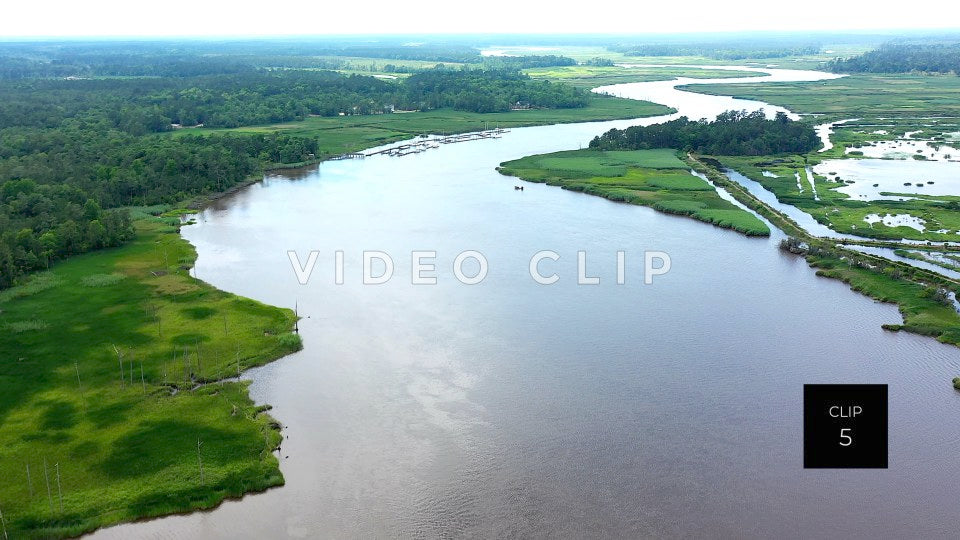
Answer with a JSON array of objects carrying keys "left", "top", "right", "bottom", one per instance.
[
  {"left": 0, "top": 183, "right": 133, "bottom": 288},
  {"left": 0, "top": 131, "right": 320, "bottom": 288},
  {"left": 829, "top": 42, "right": 960, "bottom": 74},
  {"left": 404, "top": 70, "right": 588, "bottom": 112},
  {"left": 589, "top": 110, "right": 820, "bottom": 155},
  {"left": 1, "top": 68, "right": 587, "bottom": 131},
  {"left": 0, "top": 45, "right": 591, "bottom": 287},
  {"left": 1, "top": 70, "right": 400, "bottom": 130}
]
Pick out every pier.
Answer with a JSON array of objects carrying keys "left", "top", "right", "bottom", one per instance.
[{"left": 363, "top": 128, "right": 510, "bottom": 158}]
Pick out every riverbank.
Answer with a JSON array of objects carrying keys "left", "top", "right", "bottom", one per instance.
[
  {"left": 524, "top": 64, "right": 764, "bottom": 88},
  {"left": 85, "top": 62, "right": 960, "bottom": 539},
  {"left": 689, "top": 154, "right": 960, "bottom": 347},
  {"left": 189, "top": 96, "right": 675, "bottom": 157},
  {"left": 0, "top": 93, "right": 679, "bottom": 538},
  {"left": 0, "top": 217, "right": 300, "bottom": 538},
  {"left": 498, "top": 148, "right": 769, "bottom": 236},
  {"left": 677, "top": 74, "right": 960, "bottom": 118},
  {"left": 717, "top": 154, "right": 960, "bottom": 244}
]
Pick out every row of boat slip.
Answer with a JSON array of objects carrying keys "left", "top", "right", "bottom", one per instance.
[{"left": 362, "top": 129, "right": 511, "bottom": 158}]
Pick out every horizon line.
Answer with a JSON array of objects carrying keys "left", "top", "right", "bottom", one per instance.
[{"left": 2, "top": 28, "right": 960, "bottom": 43}]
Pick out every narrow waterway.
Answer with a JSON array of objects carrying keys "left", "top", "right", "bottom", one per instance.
[{"left": 90, "top": 68, "right": 960, "bottom": 539}]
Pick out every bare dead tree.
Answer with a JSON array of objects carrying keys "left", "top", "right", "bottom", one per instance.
[
  {"left": 0, "top": 502, "right": 8, "bottom": 540},
  {"left": 74, "top": 362, "right": 85, "bottom": 410},
  {"left": 54, "top": 462, "right": 63, "bottom": 513},
  {"left": 196, "top": 339, "right": 202, "bottom": 376},
  {"left": 43, "top": 458, "right": 53, "bottom": 514},
  {"left": 197, "top": 438, "right": 205, "bottom": 485},
  {"left": 25, "top": 462, "right": 33, "bottom": 498},
  {"left": 113, "top": 345, "right": 125, "bottom": 389}
]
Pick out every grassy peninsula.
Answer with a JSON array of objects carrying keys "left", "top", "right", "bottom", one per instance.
[
  {"left": 0, "top": 217, "right": 300, "bottom": 538},
  {"left": 498, "top": 148, "right": 769, "bottom": 236}
]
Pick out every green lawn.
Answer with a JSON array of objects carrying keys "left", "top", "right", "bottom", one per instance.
[
  {"left": 0, "top": 218, "right": 300, "bottom": 538},
  {"left": 499, "top": 149, "right": 769, "bottom": 236}
]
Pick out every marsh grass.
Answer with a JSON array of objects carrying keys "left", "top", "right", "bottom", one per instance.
[
  {"left": 720, "top": 154, "right": 960, "bottom": 242},
  {"left": 79, "top": 273, "right": 126, "bottom": 287},
  {"left": 807, "top": 249, "right": 960, "bottom": 346},
  {"left": 0, "top": 219, "right": 299, "bottom": 538},
  {"left": 0, "top": 273, "right": 63, "bottom": 303},
  {"left": 683, "top": 74, "right": 960, "bottom": 117},
  {"left": 499, "top": 149, "right": 769, "bottom": 236},
  {"left": 186, "top": 97, "right": 674, "bottom": 158},
  {"left": 3, "top": 319, "right": 49, "bottom": 333}
]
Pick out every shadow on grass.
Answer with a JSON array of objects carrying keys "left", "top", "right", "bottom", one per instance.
[{"left": 100, "top": 420, "right": 252, "bottom": 479}]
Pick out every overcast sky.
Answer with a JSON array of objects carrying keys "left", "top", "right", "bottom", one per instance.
[{"left": 3, "top": 0, "right": 959, "bottom": 38}]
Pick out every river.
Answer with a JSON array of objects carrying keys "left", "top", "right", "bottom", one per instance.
[{"left": 89, "top": 68, "right": 960, "bottom": 539}]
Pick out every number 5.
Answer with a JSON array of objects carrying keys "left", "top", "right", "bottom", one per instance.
[{"left": 840, "top": 428, "right": 852, "bottom": 447}]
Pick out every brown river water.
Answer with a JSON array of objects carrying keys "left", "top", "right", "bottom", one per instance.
[{"left": 89, "top": 67, "right": 960, "bottom": 539}]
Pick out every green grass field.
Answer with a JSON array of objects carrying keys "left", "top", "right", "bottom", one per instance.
[
  {"left": 524, "top": 65, "right": 763, "bottom": 88},
  {"left": 684, "top": 74, "right": 960, "bottom": 118},
  {"left": 499, "top": 149, "right": 769, "bottom": 236},
  {"left": 0, "top": 218, "right": 300, "bottom": 538},
  {"left": 184, "top": 96, "right": 674, "bottom": 159}
]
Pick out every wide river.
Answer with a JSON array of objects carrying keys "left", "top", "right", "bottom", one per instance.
[{"left": 92, "top": 68, "right": 960, "bottom": 539}]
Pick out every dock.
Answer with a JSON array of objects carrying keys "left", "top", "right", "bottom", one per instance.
[{"left": 363, "top": 128, "right": 510, "bottom": 158}]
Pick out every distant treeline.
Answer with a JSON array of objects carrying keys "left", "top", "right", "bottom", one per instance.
[
  {"left": 0, "top": 41, "right": 483, "bottom": 78},
  {"left": 610, "top": 42, "right": 821, "bottom": 60},
  {"left": 2, "top": 68, "right": 588, "bottom": 133},
  {"left": 0, "top": 41, "right": 589, "bottom": 79},
  {"left": 481, "top": 55, "right": 577, "bottom": 69},
  {"left": 1, "top": 70, "right": 399, "bottom": 131},
  {"left": 829, "top": 42, "right": 960, "bottom": 74},
  {"left": 589, "top": 110, "right": 820, "bottom": 156}
]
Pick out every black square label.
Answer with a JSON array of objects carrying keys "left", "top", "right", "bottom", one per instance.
[{"left": 803, "top": 384, "right": 887, "bottom": 469}]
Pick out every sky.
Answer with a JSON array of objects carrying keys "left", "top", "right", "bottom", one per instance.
[{"left": 3, "top": 0, "right": 960, "bottom": 38}]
